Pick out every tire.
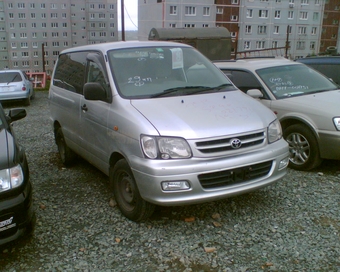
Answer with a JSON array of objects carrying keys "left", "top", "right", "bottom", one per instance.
[
  {"left": 55, "top": 127, "right": 77, "bottom": 166},
  {"left": 24, "top": 96, "right": 30, "bottom": 106},
  {"left": 284, "top": 124, "right": 322, "bottom": 171},
  {"left": 110, "top": 159, "right": 155, "bottom": 221}
]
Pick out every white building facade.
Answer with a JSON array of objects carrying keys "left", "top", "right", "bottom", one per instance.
[{"left": 0, "top": 0, "right": 118, "bottom": 73}]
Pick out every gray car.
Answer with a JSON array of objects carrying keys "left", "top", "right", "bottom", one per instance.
[
  {"left": 214, "top": 57, "right": 340, "bottom": 171},
  {"left": 0, "top": 70, "right": 35, "bottom": 106},
  {"left": 49, "top": 41, "right": 289, "bottom": 221}
]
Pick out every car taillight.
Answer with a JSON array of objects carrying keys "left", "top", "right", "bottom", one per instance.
[{"left": 22, "top": 85, "right": 26, "bottom": 91}]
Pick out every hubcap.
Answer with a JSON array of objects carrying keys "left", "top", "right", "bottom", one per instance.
[{"left": 286, "top": 132, "right": 310, "bottom": 165}]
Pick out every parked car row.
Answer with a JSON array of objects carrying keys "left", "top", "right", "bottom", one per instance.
[{"left": 1, "top": 41, "right": 339, "bottom": 246}]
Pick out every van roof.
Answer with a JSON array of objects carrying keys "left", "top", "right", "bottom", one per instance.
[{"left": 59, "top": 40, "right": 192, "bottom": 55}]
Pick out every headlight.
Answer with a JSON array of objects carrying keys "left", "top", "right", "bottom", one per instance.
[
  {"left": 268, "top": 119, "right": 282, "bottom": 144},
  {"left": 333, "top": 117, "right": 340, "bottom": 131},
  {"left": 141, "top": 135, "right": 192, "bottom": 159},
  {"left": 0, "top": 165, "right": 24, "bottom": 193}
]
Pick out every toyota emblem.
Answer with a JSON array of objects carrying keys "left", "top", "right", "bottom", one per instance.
[{"left": 230, "top": 138, "right": 242, "bottom": 149}]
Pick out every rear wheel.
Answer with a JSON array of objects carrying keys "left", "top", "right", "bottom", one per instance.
[
  {"left": 55, "top": 127, "right": 77, "bottom": 166},
  {"left": 110, "top": 159, "right": 155, "bottom": 221},
  {"left": 284, "top": 124, "right": 322, "bottom": 171}
]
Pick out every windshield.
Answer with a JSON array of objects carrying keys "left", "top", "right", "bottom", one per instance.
[
  {"left": 256, "top": 64, "right": 338, "bottom": 99},
  {"left": 107, "top": 46, "right": 234, "bottom": 98}
]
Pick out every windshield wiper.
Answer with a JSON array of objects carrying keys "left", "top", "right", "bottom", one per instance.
[
  {"left": 151, "top": 84, "right": 234, "bottom": 98},
  {"left": 7, "top": 74, "right": 18, "bottom": 85}
]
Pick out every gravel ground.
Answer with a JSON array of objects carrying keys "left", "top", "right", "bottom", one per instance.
[{"left": 0, "top": 91, "right": 339, "bottom": 272}]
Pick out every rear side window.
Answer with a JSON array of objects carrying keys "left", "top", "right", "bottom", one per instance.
[
  {"left": 0, "top": 72, "right": 22, "bottom": 83},
  {"left": 53, "top": 52, "right": 87, "bottom": 94},
  {"left": 221, "top": 69, "right": 269, "bottom": 99}
]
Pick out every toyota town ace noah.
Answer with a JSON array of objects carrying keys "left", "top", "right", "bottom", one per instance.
[{"left": 49, "top": 41, "right": 289, "bottom": 221}]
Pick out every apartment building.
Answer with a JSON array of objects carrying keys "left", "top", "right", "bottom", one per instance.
[
  {"left": 0, "top": 0, "right": 118, "bottom": 73},
  {"left": 320, "top": 0, "right": 340, "bottom": 53},
  {"left": 138, "top": 0, "right": 216, "bottom": 40},
  {"left": 216, "top": 0, "right": 326, "bottom": 59}
]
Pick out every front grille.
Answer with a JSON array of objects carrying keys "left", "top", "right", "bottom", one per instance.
[
  {"left": 198, "top": 161, "right": 272, "bottom": 189},
  {"left": 195, "top": 132, "right": 265, "bottom": 154}
]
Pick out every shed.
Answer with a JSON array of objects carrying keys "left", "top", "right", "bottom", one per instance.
[{"left": 148, "top": 27, "right": 231, "bottom": 61}]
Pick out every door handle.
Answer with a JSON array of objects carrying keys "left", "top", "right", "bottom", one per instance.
[{"left": 81, "top": 104, "right": 88, "bottom": 112}]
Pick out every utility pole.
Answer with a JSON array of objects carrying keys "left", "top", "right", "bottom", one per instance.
[
  {"left": 285, "top": 25, "right": 290, "bottom": 58},
  {"left": 121, "top": 0, "right": 125, "bottom": 41}
]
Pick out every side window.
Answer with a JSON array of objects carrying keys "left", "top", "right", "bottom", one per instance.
[
  {"left": 86, "top": 52, "right": 109, "bottom": 90},
  {"left": 222, "top": 69, "right": 269, "bottom": 99},
  {"left": 53, "top": 51, "right": 87, "bottom": 94}
]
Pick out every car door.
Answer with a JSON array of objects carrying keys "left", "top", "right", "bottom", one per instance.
[{"left": 80, "top": 52, "right": 112, "bottom": 172}]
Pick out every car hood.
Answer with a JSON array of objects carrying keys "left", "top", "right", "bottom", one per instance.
[
  {"left": 272, "top": 89, "right": 340, "bottom": 129},
  {"left": 131, "top": 91, "right": 275, "bottom": 139}
]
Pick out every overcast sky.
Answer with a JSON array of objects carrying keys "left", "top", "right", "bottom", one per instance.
[{"left": 117, "top": 0, "right": 138, "bottom": 31}]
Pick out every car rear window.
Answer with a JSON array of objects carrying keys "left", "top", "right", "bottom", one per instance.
[{"left": 0, "top": 72, "right": 22, "bottom": 83}]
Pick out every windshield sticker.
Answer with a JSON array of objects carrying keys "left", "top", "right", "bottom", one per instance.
[
  {"left": 269, "top": 77, "right": 309, "bottom": 92},
  {"left": 170, "top": 48, "right": 184, "bottom": 69}
]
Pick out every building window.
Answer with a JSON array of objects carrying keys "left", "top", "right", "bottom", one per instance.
[
  {"left": 21, "top": 42, "right": 28, "bottom": 48},
  {"left": 313, "top": 12, "right": 319, "bottom": 20},
  {"left": 185, "top": 6, "right": 196, "bottom": 16},
  {"left": 258, "top": 25, "right": 267, "bottom": 34},
  {"left": 297, "top": 41, "right": 305, "bottom": 49},
  {"left": 51, "top": 3, "right": 57, "bottom": 9},
  {"left": 259, "top": 10, "right": 268, "bottom": 18},
  {"left": 245, "top": 25, "right": 252, "bottom": 34},
  {"left": 31, "top": 13, "right": 36, "bottom": 19},
  {"left": 231, "top": 32, "right": 237, "bottom": 38},
  {"left": 310, "top": 41, "right": 315, "bottom": 50},
  {"left": 301, "top": 0, "right": 309, "bottom": 4},
  {"left": 203, "top": 7, "right": 210, "bottom": 16},
  {"left": 184, "top": 24, "right": 195, "bottom": 28},
  {"left": 217, "top": 7, "right": 223, "bottom": 14},
  {"left": 169, "top": 23, "right": 176, "bottom": 28},
  {"left": 34, "top": 61, "right": 39, "bottom": 66},
  {"left": 62, "top": 4, "right": 67, "bottom": 9},
  {"left": 12, "top": 52, "right": 17, "bottom": 58},
  {"left": 33, "top": 51, "right": 38, "bottom": 57},
  {"left": 244, "top": 41, "right": 251, "bottom": 50},
  {"left": 19, "top": 23, "right": 26, "bottom": 28},
  {"left": 246, "top": 9, "right": 253, "bottom": 18},
  {"left": 231, "top": 15, "right": 238, "bottom": 21},
  {"left": 99, "top": 14, "right": 105, "bottom": 18},
  {"left": 11, "top": 42, "right": 17, "bottom": 48},
  {"left": 275, "top": 10, "right": 281, "bottom": 19},
  {"left": 22, "top": 52, "right": 29, "bottom": 57},
  {"left": 13, "top": 62, "right": 18, "bottom": 67},
  {"left": 18, "top": 13, "right": 26, "bottom": 19},
  {"left": 51, "top": 23, "right": 58, "bottom": 28},
  {"left": 63, "top": 23, "right": 68, "bottom": 27},
  {"left": 52, "top": 32, "right": 59, "bottom": 37},
  {"left": 9, "top": 23, "right": 14, "bottom": 28},
  {"left": 62, "top": 13, "right": 67, "bottom": 19},
  {"left": 52, "top": 41, "right": 59, "bottom": 47},
  {"left": 300, "top": 11, "right": 308, "bottom": 20},
  {"left": 272, "top": 41, "right": 278, "bottom": 48},
  {"left": 232, "top": 0, "right": 239, "bottom": 3},
  {"left": 43, "top": 32, "right": 47, "bottom": 37},
  {"left": 41, "top": 3, "right": 45, "bottom": 8},
  {"left": 8, "top": 3, "right": 13, "bottom": 9},
  {"left": 274, "top": 26, "right": 279, "bottom": 34},
  {"left": 311, "top": 27, "right": 317, "bottom": 35},
  {"left": 99, "top": 4, "right": 106, "bottom": 9},
  {"left": 202, "top": 24, "right": 208, "bottom": 27},
  {"left": 90, "top": 4, "right": 94, "bottom": 9},
  {"left": 51, "top": 13, "right": 58, "bottom": 19},
  {"left": 32, "top": 32, "right": 37, "bottom": 38},
  {"left": 9, "top": 13, "right": 14, "bottom": 19},
  {"left": 41, "top": 13, "right": 46, "bottom": 19},
  {"left": 298, "top": 26, "right": 307, "bottom": 34},
  {"left": 18, "top": 3, "right": 25, "bottom": 9},
  {"left": 109, "top": 4, "right": 114, "bottom": 10},
  {"left": 288, "top": 11, "right": 294, "bottom": 19},
  {"left": 110, "top": 23, "right": 115, "bottom": 28},
  {"left": 170, "top": 6, "right": 177, "bottom": 15},
  {"left": 256, "top": 41, "right": 265, "bottom": 49}
]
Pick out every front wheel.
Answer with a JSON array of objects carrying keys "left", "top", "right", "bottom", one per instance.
[
  {"left": 55, "top": 127, "right": 77, "bottom": 166},
  {"left": 110, "top": 159, "right": 155, "bottom": 221},
  {"left": 284, "top": 124, "right": 322, "bottom": 171}
]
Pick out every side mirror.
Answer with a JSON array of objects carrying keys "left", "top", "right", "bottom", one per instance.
[
  {"left": 247, "top": 89, "right": 263, "bottom": 99},
  {"left": 7, "top": 108, "right": 27, "bottom": 123},
  {"left": 84, "top": 82, "right": 109, "bottom": 102}
]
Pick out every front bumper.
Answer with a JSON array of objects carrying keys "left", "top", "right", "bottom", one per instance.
[
  {"left": 318, "top": 130, "right": 340, "bottom": 160},
  {"left": 0, "top": 181, "right": 34, "bottom": 246},
  {"left": 130, "top": 139, "right": 289, "bottom": 206}
]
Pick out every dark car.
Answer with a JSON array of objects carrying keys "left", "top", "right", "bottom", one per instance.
[
  {"left": 0, "top": 103, "right": 34, "bottom": 246},
  {"left": 296, "top": 56, "right": 340, "bottom": 85}
]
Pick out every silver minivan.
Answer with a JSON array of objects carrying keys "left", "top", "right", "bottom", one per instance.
[{"left": 49, "top": 41, "right": 289, "bottom": 221}]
